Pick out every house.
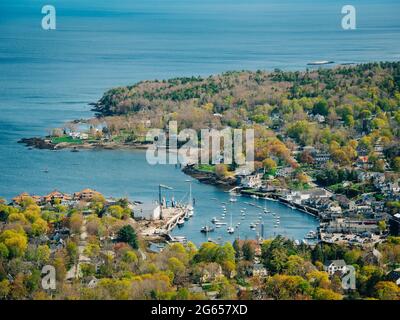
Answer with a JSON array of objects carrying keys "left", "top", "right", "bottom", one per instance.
[
  {"left": 334, "top": 194, "right": 356, "bottom": 211},
  {"left": 284, "top": 188, "right": 332, "bottom": 205},
  {"left": 276, "top": 167, "right": 294, "bottom": 178},
  {"left": 134, "top": 203, "right": 161, "bottom": 220},
  {"left": 323, "top": 260, "right": 347, "bottom": 276},
  {"left": 85, "top": 276, "right": 99, "bottom": 289},
  {"left": 12, "top": 192, "right": 42, "bottom": 205},
  {"left": 251, "top": 263, "right": 268, "bottom": 277},
  {"left": 314, "top": 152, "right": 331, "bottom": 165},
  {"left": 73, "top": 189, "right": 102, "bottom": 202},
  {"left": 239, "top": 173, "right": 263, "bottom": 189},
  {"left": 43, "top": 190, "right": 72, "bottom": 204}
]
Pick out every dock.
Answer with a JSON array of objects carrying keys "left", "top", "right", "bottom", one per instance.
[{"left": 137, "top": 206, "right": 188, "bottom": 241}]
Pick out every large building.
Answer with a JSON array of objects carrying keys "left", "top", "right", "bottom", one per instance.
[{"left": 134, "top": 203, "right": 161, "bottom": 220}]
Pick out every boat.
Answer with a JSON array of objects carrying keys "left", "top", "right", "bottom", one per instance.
[
  {"left": 71, "top": 147, "right": 79, "bottom": 153},
  {"left": 227, "top": 210, "right": 235, "bottom": 234},
  {"left": 169, "top": 236, "right": 187, "bottom": 243},
  {"left": 201, "top": 225, "right": 214, "bottom": 233},
  {"left": 184, "top": 214, "right": 190, "bottom": 221},
  {"left": 307, "top": 60, "right": 335, "bottom": 66},
  {"left": 241, "top": 216, "right": 245, "bottom": 220},
  {"left": 250, "top": 194, "right": 259, "bottom": 199},
  {"left": 304, "top": 230, "right": 318, "bottom": 240},
  {"left": 211, "top": 217, "right": 219, "bottom": 224},
  {"left": 187, "top": 211, "right": 194, "bottom": 218},
  {"left": 177, "top": 219, "right": 185, "bottom": 227},
  {"left": 215, "top": 222, "right": 227, "bottom": 226},
  {"left": 229, "top": 197, "right": 237, "bottom": 203},
  {"left": 263, "top": 198, "right": 270, "bottom": 213}
]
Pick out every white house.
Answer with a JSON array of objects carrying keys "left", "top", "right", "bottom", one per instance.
[
  {"left": 134, "top": 203, "right": 161, "bottom": 220},
  {"left": 240, "top": 173, "right": 263, "bottom": 189},
  {"left": 323, "top": 260, "right": 347, "bottom": 276}
]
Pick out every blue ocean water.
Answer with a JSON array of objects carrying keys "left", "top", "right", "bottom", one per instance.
[{"left": 0, "top": 0, "right": 399, "bottom": 244}]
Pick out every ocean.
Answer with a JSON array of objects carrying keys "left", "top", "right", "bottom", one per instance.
[{"left": 0, "top": 0, "right": 399, "bottom": 244}]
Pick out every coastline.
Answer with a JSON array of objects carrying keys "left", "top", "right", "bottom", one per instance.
[{"left": 18, "top": 137, "right": 150, "bottom": 151}]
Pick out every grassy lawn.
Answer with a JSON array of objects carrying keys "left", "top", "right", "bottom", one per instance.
[
  {"left": 51, "top": 136, "right": 83, "bottom": 144},
  {"left": 195, "top": 164, "right": 215, "bottom": 173}
]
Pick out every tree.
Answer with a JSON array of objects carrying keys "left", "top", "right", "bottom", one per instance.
[
  {"left": 242, "top": 241, "right": 255, "bottom": 261},
  {"left": 0, "top": 279, "right": 10, "bottom": 299},
  {"left": 374, "top": 281, "right": 400, "bottom": 300},
  {"left": 313, "top": 99, "right": 329, "bottom": 116},
  {"left": 69, "top": 212, "right": 83, "bottom": 233},
  {"left": 108, "top": 205, "right": 125, "bottom": 219},
  {"left": 393, "top": 156, "right": 400, "bottom": 172},
  {"left": 262, "top": 158, "right": 277, "bottom": 174},
  {"left": 31, "top": 218, "right": 49, "bottom": 236},
  {"left": 312, "top": 288, "right": 342, "bottom": 300},
  {"left": 0, "top": 229, "right": 28, "bottom": 258},
  {"left": 264, "top": 274, "right": 312, "bottom": 300},
  {"left": 116, "top": 225, "right": 138, "bottom": 249}
]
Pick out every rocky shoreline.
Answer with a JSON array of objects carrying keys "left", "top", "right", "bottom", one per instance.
[
  {"left": 182, "top": 165, "right": 237, "bottom": 189},
  {"left": 18, "top": 137, "right": 149, "bottom": 151}
]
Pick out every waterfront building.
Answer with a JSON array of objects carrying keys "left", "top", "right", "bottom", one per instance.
[{"left": 134, "top": 203, "right": 161, "bottom": 220}]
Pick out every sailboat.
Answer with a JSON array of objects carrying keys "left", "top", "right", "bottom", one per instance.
[
  {"left": 227, "top": 210, "right": 235, "bottom": 234},
  {"left": 187, "top": 181, "right": 194, "bottom": 212},
  {"left": 263, "top": 198, "right": 270, "bottom": 213}
]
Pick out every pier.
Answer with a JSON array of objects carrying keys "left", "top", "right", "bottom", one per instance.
[{"left": 137, "top": 206, "right": 189, "bottom": 241}]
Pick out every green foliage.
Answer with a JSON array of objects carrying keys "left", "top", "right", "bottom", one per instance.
[{"left": 116, "top": 225, "right": 138, "bottom": 249}]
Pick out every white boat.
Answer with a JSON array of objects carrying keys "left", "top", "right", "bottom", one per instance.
[
  {"left": 201, "top": 225, "right": 214, "bottom": 233},
  {"left": 229, "top": 197, "right": 237, "bottom": 203},
  {"left": 215, "top": 222, "right": 227, "bottom": 226},
  {"left": 177, "top": 219, "right": 185, "bottom": 227},
  {"left": 187, "top": 181, "right": 194, "bottom": 214},
  {"left": 211, "top": 217, "right": 219, "bottom": 223},
  {"left": 305, "top": 230, "right": 318, "bottom": 240},
  {"left": 250, "top": 194, "right": 259, "bottom": 199},
  {"left": 227, "top": 210, "right": 235, "bottom": 234}
]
